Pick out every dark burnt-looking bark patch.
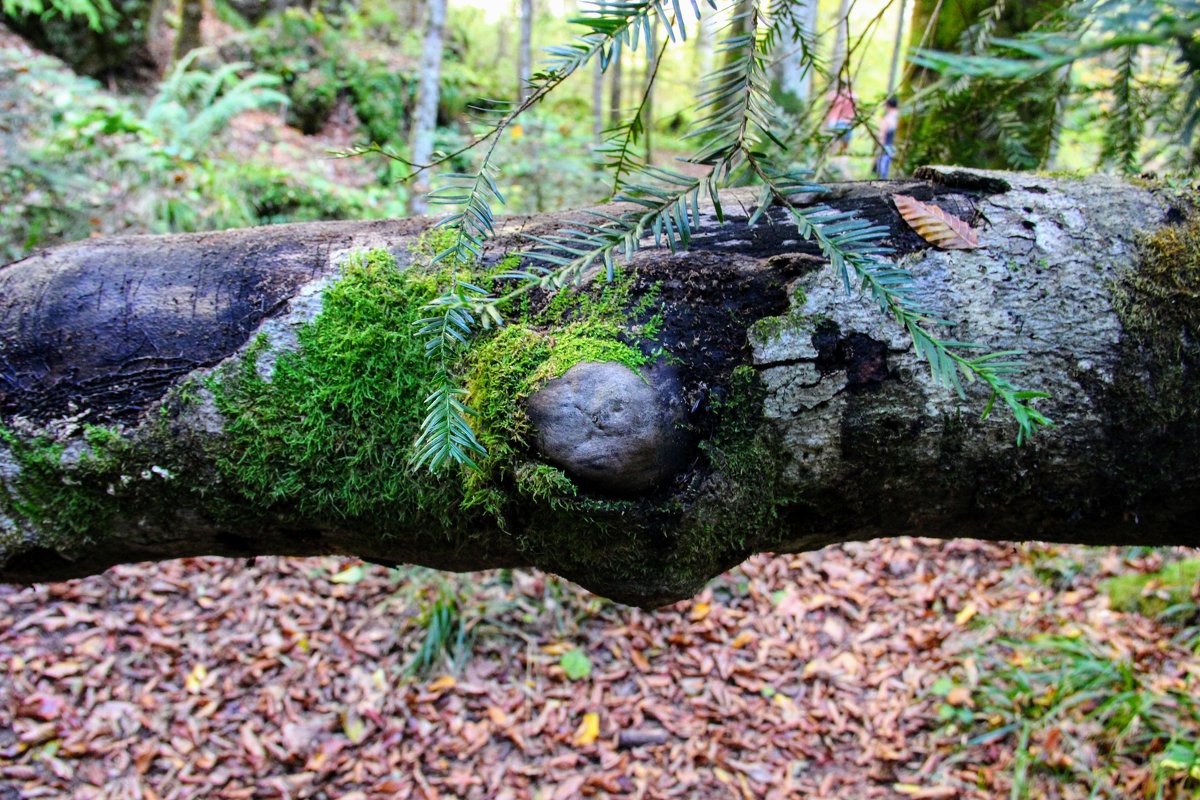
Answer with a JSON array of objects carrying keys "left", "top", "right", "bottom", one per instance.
[{"left": 0, "top": 228, "right": 342, "bottom": 425}]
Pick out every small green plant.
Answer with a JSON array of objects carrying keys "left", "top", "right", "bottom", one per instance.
[
  {"left": 406, "top": 587, "right": 472, "bottom": 677},
  {"left": 559, "top": 647, "right": 592, "bottom": 680},
  {"left": 946, "top": 632, "right": 1200, "bottom": 799}
]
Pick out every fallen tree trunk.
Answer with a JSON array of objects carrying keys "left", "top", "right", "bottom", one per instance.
[{"left": 1, "top": 167, "right": 1197, "bottom": 607}]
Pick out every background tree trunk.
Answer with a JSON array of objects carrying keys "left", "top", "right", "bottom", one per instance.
[
  {"left": 406, "top": 0, "right": 447, "bottom": 216},
  {"left": 171, "top": 0, "right": 204, "bottom": 64},
  {"left": 831, "top": 0, "right": 852, "bottom": 76},
  {"left": 886, "top": 0, "right": 909, "bottom": 97},
  {"left": 1, "top": 169, "right": 1196, "bottom": 607},
  {"left": 899, "top": 0, "right": 1070, "bottom": 171},
  {"left": 608, "top": 48, "right": 622, "bottom": 127},
  {"left": 518, "top": 0, "right": 533, "bottom": 102},
  {"left": 771, "top": 0, "right": 818, "bottom": 112}
]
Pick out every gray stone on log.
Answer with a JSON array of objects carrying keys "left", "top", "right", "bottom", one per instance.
[{"left": 527, "top": 361, "right": 691, "bottom": 493}]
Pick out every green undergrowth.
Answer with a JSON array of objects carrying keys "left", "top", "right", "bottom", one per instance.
[
  {"left": 1103, "top": 559, "right": 1200, "bottom": 618},
  {"left": 935, "top": 628, "right": 1200, "bottom": 798}
]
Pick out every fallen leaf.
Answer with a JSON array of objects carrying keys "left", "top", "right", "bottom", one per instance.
[
  {"left": 329, "top": 565, "right": 365, "bottom": 584},
  {"left": 689, "top": 602, "right": 711, "bottom": 622},
  {"left": 184, "top": 663, "right": 207, "bottom": 694},
  {"left": 730, "top": 631, "right": 755, "bottom": 649},
  {"left": 573, "top": 712, "right": 600, "bottom": 746},
  {"left": 427, "top": 675, "right": 457, "bottom": 693},
  {"left": 955, "top": 602, "right": 978, "bottom": 626},
  {"left": 894, "top": 194, "right": 981, "bottom": 250}
]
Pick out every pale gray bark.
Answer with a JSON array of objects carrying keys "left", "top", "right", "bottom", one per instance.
[
  {"left": 886, "top": 0, "right": 909, "bottom": 96},
  {"left": 518, "top": 0, "right": 533, "bottom": 102},
  {"left": 608, "top": 48, "right": 623, "bottom": 127},
  {"left": 643, "top": 15, "right": 657, "bottom": 164},
  {"left": 407, "top": 0, "right": 447, "bottom": 216},
  {"left": 772, "top": 0, "right": 818, "bottom": 110},
  {"left": 831, "top": 0, "right": 852, "bottom": 75},
  {"left": 2, "top": 169, "right": 1196, "bottom": 606},
  {"left": 593, "top": 57, "right": 604, "bottom": 145}
]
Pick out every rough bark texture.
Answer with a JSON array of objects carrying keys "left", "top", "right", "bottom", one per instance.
[
  {"left": 1, "top": 168, "right": 1196, "bottom": 607},
  {"left": 406, "top": 0, "right": 446, "bottom": 216}
]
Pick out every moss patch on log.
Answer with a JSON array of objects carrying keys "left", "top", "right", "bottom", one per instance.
[
  {"left": 1103, "top": 209, "right": 1200, "bottom": 521},
  {"left": 209, "top": 248, "right": 470, "bottom": 539},
  {"left": 0, "top": 426, "right": 123, "bottom": 551}
]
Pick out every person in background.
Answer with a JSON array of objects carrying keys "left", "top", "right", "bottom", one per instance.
[
  {"left": 824, "top": 84, "right": 858, "bottom": 154},
  {"left": 874, "top": 96, "right": 900, "bottom": 179}
]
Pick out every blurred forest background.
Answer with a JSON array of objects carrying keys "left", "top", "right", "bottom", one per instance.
[{"left": 2, "top": 0, "right": 1200, "bottom": 797}]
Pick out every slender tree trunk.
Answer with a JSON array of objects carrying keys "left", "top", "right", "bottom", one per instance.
[
  {"left": 693, "top": 4, "right": 716, "bottom": 80},
  {"left": 2, "top": 170, "right": 1196, "bottom": 607},
  {"left": 886, "top": 0, "right": 909, "bottom": 96},
  {"left": 772, "top": 0, "right": 818, "bottom": 112},
  {"left": 831, "top": 0, "right": 852, "bottom": 76},
  {"left": 171, "top": 0, "right": 203, "bottom": 64},
  {"left": 592, "top": 58, "right": 604, "bottom": 145},
  {"left": 407, "top": 0, "right": 447, "bottom": 216},
  {"left": 608, "top": 49, "right": 623, "bottom": 126},
  {"left": 643, "top": 14, "right": 657, "bottom": 164},
  {"left": 518, "top": 0, "right": 533, "bottom": 102}
]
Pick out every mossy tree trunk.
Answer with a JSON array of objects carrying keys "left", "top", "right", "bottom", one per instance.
[
  {"left": 2, "top": 169, "right": 1198, "bottom": 608},
  {"left": 899, "top": 0, "right": 1070, "bottom": 171},
  {"left": 171, "top": 0, "right": 204, "bottom": 64}
]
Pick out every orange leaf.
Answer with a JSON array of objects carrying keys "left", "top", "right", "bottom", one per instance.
[
  {"left": 427, "top": 675, "right": 457, "bottom": 693},
  {"left": 689, "top": 602, "right": 711, "bottom": 622},
  {"left": 894, "top": 194, "right": 981, "bottom": 250},
  {"left": 573, "top": 712, "right": 600, "bottom": 746}
]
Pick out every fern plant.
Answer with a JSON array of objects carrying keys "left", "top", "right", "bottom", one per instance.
[
  {"left": 142, "top": 49, "right": 289, "bottom": 160},
  {"left": 910, "top": 0, "right": 1200, "bottom": 174},
  {"left": 407, "top": 0, "right": 1053, "bottom": 472}
]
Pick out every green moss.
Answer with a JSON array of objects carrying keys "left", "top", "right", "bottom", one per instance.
[
  {"left": 461, "top": 271, "right": 656, "bottom": 512},
  {"left": 0, "top": 425, "right": 126, "bottom": 550},
  {"left": 209, "top": 248, "right": 467, "bottom": 537},
  {"left": 1102, "top": 559, "right": 1200, "bottom": 617},
  {"left": 1109, "top": 213, "right": 1200, "bottom": 430}
]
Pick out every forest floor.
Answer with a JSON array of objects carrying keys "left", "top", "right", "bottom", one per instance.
[{"left": 1, "top": 539, "right": 1198, "bottom": 800}]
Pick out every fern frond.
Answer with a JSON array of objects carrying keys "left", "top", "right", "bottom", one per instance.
[
  {"left": 411, "top": 383, "right": 486, "bottom": 472},
  {"left": 428, "top": 160, "right": 506, "bottom": 268},
  {"left": 410, "top": 282, "right": 493, "bottom": 472}
]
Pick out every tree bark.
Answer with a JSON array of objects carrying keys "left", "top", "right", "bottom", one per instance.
[
  {"left": 171, "top": 0, "right": 204, "bottom": 65},
  {"left": 407, "top": 0, "right": 447, "bottom": 216},
  {"left": 608, "top": 48, "right": 622, "bottom": 127},
  {"left": 517, "top": 0, "right": 533, "bottom": 102},
  {"left": 771, "top": 0, "right": 818, "bottom": 112},
  {"left": 1, "top": 169, "right": 1197, "bottom": 608}
]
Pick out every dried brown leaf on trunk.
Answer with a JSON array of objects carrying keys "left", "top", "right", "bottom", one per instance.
[{"left": 894, "top": 194, "right": 981, "bottom": 250}]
